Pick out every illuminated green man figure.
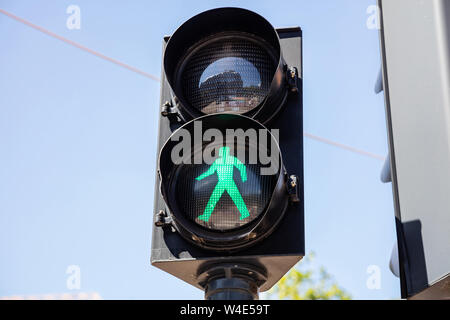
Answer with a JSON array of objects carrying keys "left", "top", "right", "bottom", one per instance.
[{"left": 196, "top": 146, "right": 250, "bottom": 222}]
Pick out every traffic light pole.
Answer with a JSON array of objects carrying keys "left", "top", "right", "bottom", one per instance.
[{"left": 198, "top": 263, "right": 267, "bottom": 300}]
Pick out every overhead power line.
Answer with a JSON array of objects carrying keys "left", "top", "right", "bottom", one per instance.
[
  {"left": 0, "top": 8, "right": 160, "bottom": 81},
  {"left": 304, "top": 132, "right": 385, "bottom": 160}
]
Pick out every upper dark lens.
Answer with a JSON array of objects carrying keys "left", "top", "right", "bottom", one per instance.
[{"left": 180, "top": 35, "right": 276, "bottom": 115}]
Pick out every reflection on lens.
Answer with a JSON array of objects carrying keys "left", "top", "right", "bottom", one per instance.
[{"left": 181, "top": 36, "right": 276, "bottom": 115}]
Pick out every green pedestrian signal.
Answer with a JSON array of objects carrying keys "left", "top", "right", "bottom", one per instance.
[{"left": 195, "top": 147, "right": 250, "bottom": 222}]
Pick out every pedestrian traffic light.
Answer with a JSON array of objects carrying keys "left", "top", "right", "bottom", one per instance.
[{"left": 151, "top": 7, "right": 304, "bottom": 299}]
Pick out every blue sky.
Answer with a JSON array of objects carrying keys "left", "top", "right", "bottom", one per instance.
[{"left": 0, "top": 0, "right": 400, "bottom": 299}]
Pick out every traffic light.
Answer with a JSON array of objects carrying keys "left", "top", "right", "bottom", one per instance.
[
  {"left": 378, "top": 0, "right": 450, "bottom": 299},
  {"left": 151, "top": 7, "right": 304, "bottom": 299}
]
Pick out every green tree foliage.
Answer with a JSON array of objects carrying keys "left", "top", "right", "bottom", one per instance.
[{"left": 268, "top": 253, "right": 351, "bottom": 300}]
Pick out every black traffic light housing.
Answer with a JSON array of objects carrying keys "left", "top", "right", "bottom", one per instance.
[{"left": 151, "top": 7, "right": 304, "bottom": 294}]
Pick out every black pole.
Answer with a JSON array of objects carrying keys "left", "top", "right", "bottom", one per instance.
[
  {"left": 198, "top": 263, "right": 267, "bottom": 300},
  {"left": 205, "top": 276, "right": 258, "bottom": 300}
]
